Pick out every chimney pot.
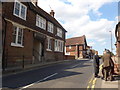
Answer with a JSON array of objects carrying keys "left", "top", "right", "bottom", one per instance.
[{"left": 50, "top": 10, "right": 55, "bottom": 17}]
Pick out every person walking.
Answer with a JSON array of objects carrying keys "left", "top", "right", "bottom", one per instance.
[
  {"left": 102, "top": 49, "right": 114, "bottom": 81},
  {"left": 93, "top": 51, "right": 100, "bottom": 78}
]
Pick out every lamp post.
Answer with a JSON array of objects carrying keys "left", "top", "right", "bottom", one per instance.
[{"left": 109, "top": 31, "right": 112, "bottom": 53}]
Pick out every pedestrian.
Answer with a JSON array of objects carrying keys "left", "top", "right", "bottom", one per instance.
[
  {"left": 102, "top": 49, "right": 114, "bottom": 81},
  {"left": 93, "top": 51, "right": 100, "bottom": 78}
]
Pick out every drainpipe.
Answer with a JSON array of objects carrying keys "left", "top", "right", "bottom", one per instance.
[{"left": 2, "top": 15, "right": 7, "bottom": 71}]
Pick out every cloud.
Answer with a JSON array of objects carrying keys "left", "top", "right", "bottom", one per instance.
[
  {"left": 101, "top": 41, "right": 107, "bottom": 45},
  {"left": 38, "top": 0, "right": 118, "bottom": 53},
  {"left": 88, "top": 42, "right": 95, "bottom": 46}
]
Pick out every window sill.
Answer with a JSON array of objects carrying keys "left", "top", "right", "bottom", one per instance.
[
  {"left": 46, "top": 49, "right": 52, "bottom": 52},
  {"left": 54, "top": 51, "right": 63, "bottom": 53},
  {"left": 11, "top": 43, "right": 24, "bottom": 48},
  {"left": 13, "top": 13, "right": 26, "bottom": 21},
  {"left": 48, "top": 30, "right": 53, "bottom": 34}
]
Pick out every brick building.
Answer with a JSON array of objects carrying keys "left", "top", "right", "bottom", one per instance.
[
  {"left": 114, "top": 22, "right": 120, "bottom": 75},
  {"left": 2, "top": 0, "right": 67, "bottom": 70},
  {"left": 115, "top": 22, "right": 120, "bottom": 57},
  {"left": 65, "top": 35, "right": 88, "bottom": 59}
]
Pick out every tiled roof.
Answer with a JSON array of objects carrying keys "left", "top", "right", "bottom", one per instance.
[
  {"left": 28, "top": 2, "right": 67, "bottom": 32},
  {"left": 66, "top": 35, "right": 86, "bottom": 46}
]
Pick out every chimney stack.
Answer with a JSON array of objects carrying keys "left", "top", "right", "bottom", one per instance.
[{"left": 50, "top": 10, "right": 55, "bottom": 17}]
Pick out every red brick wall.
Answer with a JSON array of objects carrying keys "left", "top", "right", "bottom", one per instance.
[
  {"left": 66, "top": 46, "right": 76, "bottom": 52},
  {"left": 79, "top": 46, "right": 83, "bottom": 50},
  {"left": 4, "top": 21, "right": 33, "bottom": 67},
  {"left": 3, "top": 2, "right": 65, "bottom": 41},
  {"left": 2, "top": 2, "right": 66, "bottom": 68},
  {"left": 70, "top": 51, "right": 76, "bottom": 56},
  {"left": 64, "top": 55, "right": 75, "bottom": 60}
]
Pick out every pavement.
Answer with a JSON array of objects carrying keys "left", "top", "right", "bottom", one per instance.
[{"left": 87, "top": 63, "right": 120, "bottom": 90}]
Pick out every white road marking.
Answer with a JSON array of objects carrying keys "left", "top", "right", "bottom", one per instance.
[
  {"left": 71, "top": 63, "right": 81, "bottom": 68},
  {"left": 20, "top": 73, "right": 58, "bottom": 89},
  {"left": 43, "top": 73, "right": 58, "bottom": 80}
]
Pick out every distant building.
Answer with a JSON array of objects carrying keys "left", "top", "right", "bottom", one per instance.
[
  {"left": 2, "top": 0, "right": 67, "bottom": 70},
  {"left": 65, "top": 35, "right": 88, "bottom": 59}
]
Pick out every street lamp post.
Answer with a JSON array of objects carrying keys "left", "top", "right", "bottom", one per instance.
[{"left": 109, "top": 31, "right": 112, "bottom": 53}]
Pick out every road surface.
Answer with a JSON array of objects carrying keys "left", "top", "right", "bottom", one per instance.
[{"left": 2, "top": 59, "right": 94, "bottom": 89}]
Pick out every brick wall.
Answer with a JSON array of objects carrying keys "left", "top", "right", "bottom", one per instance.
[
  {"left": 2, "top": 2, "right": 66, "bottom": 69},
  {"left": 4, "top": 21, "right": 33, "bottom": 67}
]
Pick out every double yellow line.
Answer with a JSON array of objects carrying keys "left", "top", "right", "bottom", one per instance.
[{"left": 87, "top": 64, "right": 103, "bottom": 90}]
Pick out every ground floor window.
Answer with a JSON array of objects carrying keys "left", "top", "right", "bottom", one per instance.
[
  {"left": 55, "top": 39, "right": 64, "bottom": 52},
  {"left": 47, "top": 37, "right": 52, "bottom": 51},
  {"left": 11, "top": 25, "right": 23, "bottom": 47}
]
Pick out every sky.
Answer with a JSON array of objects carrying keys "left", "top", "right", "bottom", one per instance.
[{"left": 38, "top": 0, "right": 119, "bottom": 55}]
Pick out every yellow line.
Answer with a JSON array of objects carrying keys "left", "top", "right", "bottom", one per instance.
[
  {"left": 89, "top": 76, "right": 94, "bottom": 83},
  {"left": 87, "top": 64, "right": 103, "bottom": 89},
  {"left": 91, "top": 85, "right": 95, "bottom": 89},
  {"left": 87, "top": 85, "right": 90, "bottom": 89},
  {"left": 99, "top": 64, "right": 103, "bottom": 71},
  {"left": 92, "top": 78, "right": 97, "bottom": 85}
]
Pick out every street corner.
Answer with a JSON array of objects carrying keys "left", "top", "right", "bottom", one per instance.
[{"left": 88, "top": 64, "right": 120, "bottom": 89}]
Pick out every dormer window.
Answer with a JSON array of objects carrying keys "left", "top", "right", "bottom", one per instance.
[{"left": 13, "top": 0, "right": 27, "bottom": 20}]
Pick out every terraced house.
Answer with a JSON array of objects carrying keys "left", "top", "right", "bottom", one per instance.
[{"left": 2, "top": 0, "right": 67, "bottom": 70}]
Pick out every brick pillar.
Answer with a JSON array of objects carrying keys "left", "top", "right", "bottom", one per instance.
[{"left": 117, "top": 42, "right": 120, "bottom": 57}]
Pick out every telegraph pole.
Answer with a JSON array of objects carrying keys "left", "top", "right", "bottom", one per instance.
[{"left": 109, "top": 31, "right": 112, "bottom": 53}]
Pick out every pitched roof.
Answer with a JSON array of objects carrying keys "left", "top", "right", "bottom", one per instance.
[
  {"left": 28, "top": 2, "right": 67, "bottom": 32},
  {"left": 66, "top": 35, "right": 87, "bottom": 46}
]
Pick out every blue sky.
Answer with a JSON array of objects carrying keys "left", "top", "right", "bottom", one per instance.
[
  {"left": 87, "top": 2, "right": 118, "bottom": 54},
  {"left": 38, "top": 0, "right": 119, "bottom": 55}
]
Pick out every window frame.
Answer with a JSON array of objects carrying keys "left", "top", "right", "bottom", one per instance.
[
  {"left": 36, "top": 14, "right": 46, "bottom": 30},
  {"left": 48, "top": 21, "right": 54, "bottom": 33},
  {"left": 11, "top": 26, "right": 24, "bottom": 47},
  {"left": 54, "top": 39, "right": 64, "bottom": 52},
  {"left": 13, "top": 0, "right": 27, "bottom": 20},
  {"left": 46, "top": 37, "right": 52, "bottom": 51},
  {"left": 57, "top": 27, "right": 62, "bottom": 38}
]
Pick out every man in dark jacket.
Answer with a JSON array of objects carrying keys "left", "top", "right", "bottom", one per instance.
[
  {"left": 102, "top": 50, "right": 114, "bottom": 81},
  {"left": 93, "top": 51, "right": 100, "bottom": 78}
]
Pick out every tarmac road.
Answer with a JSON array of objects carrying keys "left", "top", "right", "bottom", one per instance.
[{"left": 2, "top": 59, "right": 94, "bottom": 89}]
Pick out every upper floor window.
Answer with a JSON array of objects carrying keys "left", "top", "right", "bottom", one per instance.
[
  {"left": 57, "top": 27, "right": 62, "bottom": 38},
  {"left": 48, "top": 21, "right": 54, "bottom": 33},
  {"left": 13, "top": 0, "right": 27, "bottom": 20},
  {"left": 11, "top": 26, "right": 23, "bottom": 47},
  {"left": 36, "top": 14, "right": 46, "bottom": 30}
]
